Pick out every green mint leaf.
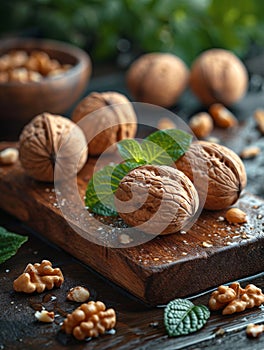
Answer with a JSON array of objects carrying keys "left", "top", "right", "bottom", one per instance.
[
  {"left": 164, "top": 298, "right": 210, "bottom": 337},
  {"left": 141, "top": 139, "right": 172, "bottom": 165},
  {"left": 86, "top": 161, "right": 144, "bottom": 217},
  {"left": 85, "top": 165, "right": 118, "bottom": 217},
  {"left": 0, "top": 227, "right": 28, "bottom": 264},
  {"left": 117, "top": 139, "right": 144, "bottom": 162},
  {"left": 111, "top": 160, "right": 145, "bottom": 191},
  {"left": 146, "top": 129, "right": 192, "bottom": 162}
]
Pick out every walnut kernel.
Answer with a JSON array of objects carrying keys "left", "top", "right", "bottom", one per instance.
[
  {"left": 209, "top": 104, "right": 238, "bottom": 128},
  {"left": 72, "top": 91, "right": 137, "bottom": 156},
  {"left": 115, "top": 165, "right": 199, "bottom": 235},
  {"left": 176, "top": 141, "right": 247, "bottom": 210},
  {"left": 19, "top": 113, "right": 88, "bottom": 182},
  {"left": 225, "top": 207, "right": 247, "bottom": 224},
  {"left": 240, "top": 146, "right": 261, "bottom": 159},
  {"left": 246, "top": 323, "right": 264, "bottom": 338},
  {"left": 67, "top": 286, "right": 90, "bottom": 303},
  {"left": 0, "top": 147, "right": 19, "bottom": 165},
  {"left": 189, "top": 112, "right": 213, "bottom": 138},
  {"left": 61, "top": 301, "right": 116, "bottom": 340},
  {"left": 13, "top": 260, "right": 64, "bottom": 293}
]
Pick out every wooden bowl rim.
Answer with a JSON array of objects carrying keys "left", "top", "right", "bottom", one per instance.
[{"left": 0, "top": 37, "right": 92, "bottom": 87}]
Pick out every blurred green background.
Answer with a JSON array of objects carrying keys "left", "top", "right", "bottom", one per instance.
[{"left": 0, "top": 0, "right": 264, "bottom": 66}]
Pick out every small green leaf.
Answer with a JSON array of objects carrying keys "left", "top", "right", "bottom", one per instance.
[
  {"left": 141, "top": 139, "right": 172, "bottom": 165},
  {"left": 85, "top": 165, "right": 118, "bottom": 216},
  {"left": 0, "top": 227, "right": 28, "bottom": 264},
  {"left": 164, "top": 298, "right": 210, "bottom": 337},
  {"left": 117, "top": 139, "right": 144, "bottom": 162},
  {"left": 111, "top": 160, "right": 145, "bottom": 191},
  {"left": 146, "top": 129, "right": 192, "bottom": 162}
]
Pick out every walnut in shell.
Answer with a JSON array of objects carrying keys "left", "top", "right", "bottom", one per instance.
[
  {"left": 19, "top": 113, "right": 87, "bottom": 182},
  {"left": 114, "top": 165, "right": 199, "bottom": 235},
  {"left": 126, "top": 53, "right": 189, "bottom": 107},
  {"left": 176, "top": 141, "right": 247, "bottom": 210},
  {"left": 190, "top": 49, "right": 248, "bottom": 106},
  {"left": 71, "top": 91, "right": 137, "bottom": 156}
]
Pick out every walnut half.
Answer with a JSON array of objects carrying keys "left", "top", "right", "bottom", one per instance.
[
  {"left": 13, "top": 260, "right": 64, "bottom": 293},
  {"left": 61, "top": 301, "right": 116, "bottom": 340}
]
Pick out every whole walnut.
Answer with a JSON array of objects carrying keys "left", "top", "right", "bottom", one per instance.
[
  {"left": 175, "top": 141, "right": 247, "bottom": 210},
  {"left": 19, "top": 113, "right": 87, "bottom": 182},
  {"left": 114, "top": 165, "right": 199, "bottom": 235},
  {"left": 71, "top": 91, "right": 137, "bottom": 156},
  {"left": 190, "top": 49, "right": 248, "bottom": 106},
  {"left": 126, "top": 53, "right": 189, "bottom": 107}
]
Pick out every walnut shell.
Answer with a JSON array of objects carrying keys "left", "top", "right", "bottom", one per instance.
[
  {"left": 176, "top": 141, "right": 247, "bottom": 210},
  {"left": 71, "top": 91, "right": 137, "bottom": 156},
  {"left": 190, "top": 49, "right": 248, "bottom": 106},
  {"left": 115, "top": 165, "right": 199, "bottom": 235},
  {"left": 19, "top": 113, "right": 87, "bottom": 182},
  {"left": 126, "top": 53, "right": 189, "bottom": 107}
]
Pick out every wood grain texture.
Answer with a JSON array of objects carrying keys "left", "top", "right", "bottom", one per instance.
[{"left": 0, "top": 142, "right": 264, "bottom": 305}]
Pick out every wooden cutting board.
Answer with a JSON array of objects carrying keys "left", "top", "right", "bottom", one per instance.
[{"left": 0, "top": 142, "right": 264, "bottom": 305}]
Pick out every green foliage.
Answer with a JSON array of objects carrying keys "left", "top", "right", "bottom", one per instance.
[
  {"left": 0, "top": 226, "right": 28, "bottom": 264},
  {"left": 0, "top": 0, "right": 264, "bottom": 63},
  {"left": 164, "top": 298, "right": 210, "bottom": 337}
]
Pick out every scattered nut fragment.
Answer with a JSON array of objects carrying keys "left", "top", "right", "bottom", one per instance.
[
  {"left": 13, "top": 260, "right": 64, "bottom": 293},
  {"left": 209, "top": 104, "right": 238, "bottom": 128},
  {"left": 157, "top": 117, "right": 176, "bottom": 130},
  {"left": 240, "top": 146, "right": 261, "bottom": 159},
  {"left": 61, "top": 301, "right": 116, "bottom": 340},
  {"left": 189, "top": 112, "right": 213, "bottom": 138},
  {"left": 225, "top": 207, "right": 247, "bottom": 224},
  {"left": 35, "top": 310, "right": 55, "bottom": 323},
  {"left": 0, "top": 147, "right": 19, "bottom": 165},
  {"left": 176, "top": 141, "right": 247, "bottom": 210},
  {"left": 246, "top": 323, "right": 264, "bottom": 338},
  {"left": 209, "top": 282, "right": 264, "bottom": 315},
  {"left": 67, "top": 286, "right": 90, "bottom": 303},
  {"left": 202, "top": 241, "right": 213, "bottom": 248},
  {"left": 254, "top": 109, "right": 264, "bottom": 134},
  {"left": 118, "top": 233, "right": 133, "bottom": 245}
]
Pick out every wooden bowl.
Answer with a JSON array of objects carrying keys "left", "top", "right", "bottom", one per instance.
[{"left": 0, "top": 38, "right": 92, "bottom": 139}]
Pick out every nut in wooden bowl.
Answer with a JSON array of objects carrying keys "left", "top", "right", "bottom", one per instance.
[{"left": 0, "top": 38, "right": 92, "bottom": 139}]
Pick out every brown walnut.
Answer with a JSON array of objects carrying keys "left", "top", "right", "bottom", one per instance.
[
  {"left": 19, "top": 113, "right": 87, "bottom": 182},
  {"left": 126, "top": 53, "right": 189, "bottom": 107},
  {"left": 71, "top": 91, "right": 137, "bottom": 156},
  {"left": 114, "top": 165, "right": 199, "bottom": 235},
  {"left": 176, "top": 141, "right": 247, "bottom": 210},
  {"left": 190, "top": 49, "right": 248, "bottom": 106}
]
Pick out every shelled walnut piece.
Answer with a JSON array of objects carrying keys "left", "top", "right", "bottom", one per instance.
[
  {"left": 0, "top": 49, "right": 72, "bottom": 83},
  {"left": 61, "top": 301, "right": 116, "bottom": 340},
  {"left": 13, "top": 260, "right": 64, "bottom": 293},
  {"left": 208, "top": 282, "right": 264, "bottom": 315}
]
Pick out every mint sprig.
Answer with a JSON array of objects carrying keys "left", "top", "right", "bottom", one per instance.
[
  {"left": 85, "top": 129, "right": 192, "bottom": 216},
  {"left": 164, "top": 298, "right": 210, "bottom": 337},
  {"left": 0, "top": 226, "right": 28, "bottom": 264}
]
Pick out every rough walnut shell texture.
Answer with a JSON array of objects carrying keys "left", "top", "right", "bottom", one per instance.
[
  {"left": 115, "top": 165, "right": 199, "bottom": 235},
  {"left": 71, "top": 91, "right": 137, "bottom": 156},
  {"left": 190, "top": 49, "right": 248, "bottom": 106},
  {"left": 126, "top": 53, "right": 189, "bottom": 107},
  {"left": 176, "top": 141, "right": 247, "bottom": 210},
  {"left": 19, "top": 113, "right": 87, "bottom": 182}
]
